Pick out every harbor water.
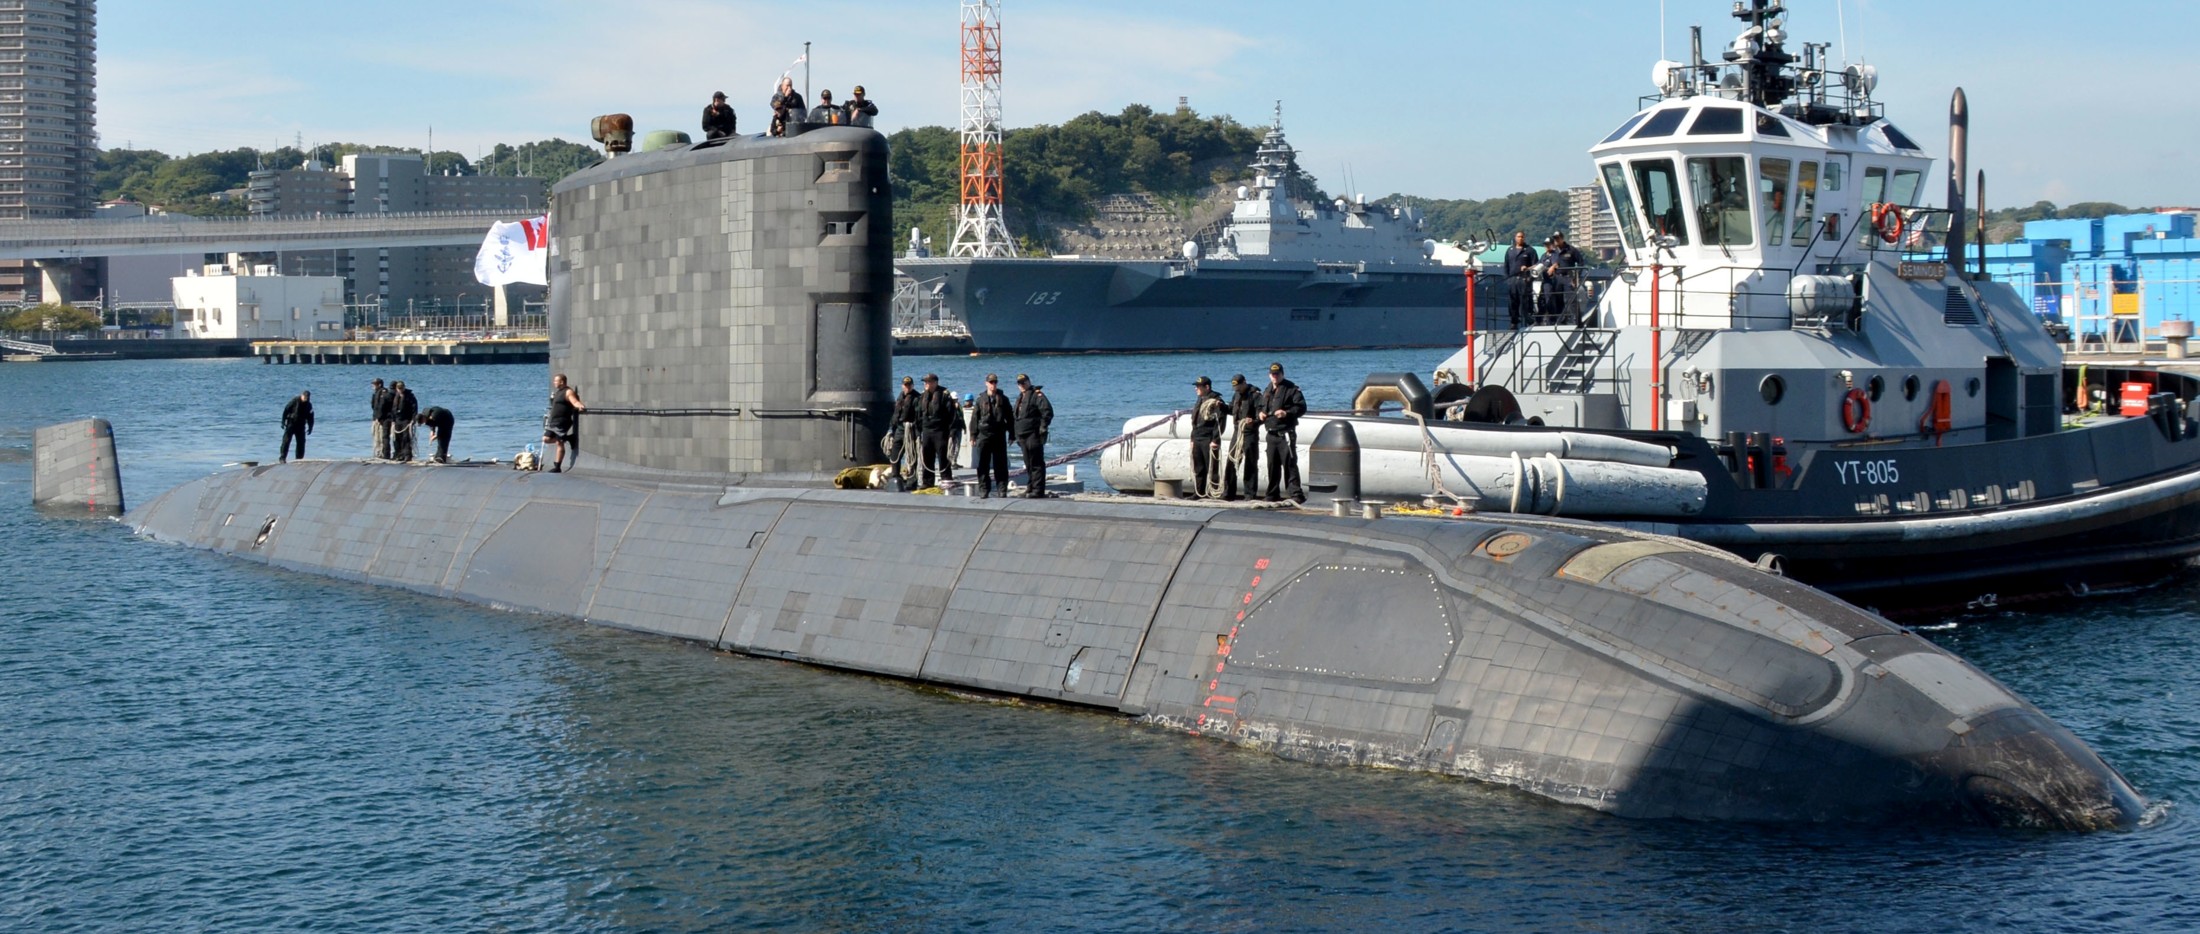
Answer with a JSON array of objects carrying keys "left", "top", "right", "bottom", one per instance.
[{"left": 4, "top": 352, "right": 2199, "bottom": 932}]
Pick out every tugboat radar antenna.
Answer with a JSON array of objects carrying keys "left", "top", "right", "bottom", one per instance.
[
  {"left": 1725, "top": 0, "right": 1795, "bottom": 110},
  {"left": 952, "top": 0, "right": 1018, "bottom": 258}
]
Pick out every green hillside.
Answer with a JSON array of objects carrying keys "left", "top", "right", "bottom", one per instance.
[{"left": 93, "top": 115, "right": 2151, "bottom": 257}]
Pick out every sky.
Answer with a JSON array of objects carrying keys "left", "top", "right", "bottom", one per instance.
[{"left": 98, "top": 0, "right": 2200, "bottom": 209}]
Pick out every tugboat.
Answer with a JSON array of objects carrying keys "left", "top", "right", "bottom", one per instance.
[{"left": 1108, "top": 0, "right": 2200, "bottom": 611}]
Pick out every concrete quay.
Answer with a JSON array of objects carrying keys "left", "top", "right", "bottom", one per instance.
[{"left": 253, "top": 337, "right": 548, "bottom": 365}]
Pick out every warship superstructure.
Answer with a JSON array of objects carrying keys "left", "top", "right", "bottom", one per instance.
[
  {"left": 896, "top": 110, "right": 1500, "bottom": 353},
  {"left": 45, "top": 87, "right": 2146, "bottom": 827},
  {"left": 1110, "top": 1, "right": 2200, "bottom": 611}
]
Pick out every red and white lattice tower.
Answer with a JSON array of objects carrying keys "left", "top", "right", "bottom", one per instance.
[{"left": 951, "top": 0, "right": 1017, "bottom": 257}]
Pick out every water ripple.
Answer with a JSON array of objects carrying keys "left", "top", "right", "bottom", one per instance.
[{"left": 6, "top": 358, "right": 2200, "bottom": 932}]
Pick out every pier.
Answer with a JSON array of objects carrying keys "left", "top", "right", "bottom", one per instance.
[{"left": 253, "top": 335, "right": 547, "bottom": 365}]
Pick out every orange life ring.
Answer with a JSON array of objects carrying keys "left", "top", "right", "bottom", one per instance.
[
  {"left": 1871, "top": 202, "right": 1904, "bottom": 245},
  {"left": 1841, "top": 387, "right": 1872, "bottom": 433}
]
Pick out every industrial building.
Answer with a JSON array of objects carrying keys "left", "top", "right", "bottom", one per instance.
[
  {"left": 1981, "top": 212, "right": 2200, "bottom": 344},
  {"left": 169, "top": 264, "right": 345, "bottom": 340}
]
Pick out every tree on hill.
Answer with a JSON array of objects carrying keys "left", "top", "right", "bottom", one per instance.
[
  {"left": 887, "top": 104, "right": 1269, "bottom": 252},
  {"left": 1413, "top": 190, "right": 1571, "bottom": 247},
  {"left": 1981, "top": 200, "right": 2140, "bottom": 243}
]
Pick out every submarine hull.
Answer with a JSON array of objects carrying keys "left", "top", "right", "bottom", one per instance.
[{"left": 126, "top": 459, "right": 2143, "bottom": 828}]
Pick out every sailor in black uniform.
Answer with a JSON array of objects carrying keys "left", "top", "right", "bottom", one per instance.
[
  {"left": 891, "top": 375, "right": 920, "bottom": 490},
  {"left": 280, "top": 390, "right": 313, "bottom": 463},
  {"left": 415, "top": 406, "right": 456, "bottom": 463},
  {"left": 391, "top": 381, "right": 419, "bottom": 461},
  {"left": 1261, "top": 363, "right": 1306, "bottom": 502},
  {"left": 1190, "top": 376, "right": 1225, "bottom": 498},
  {"left": 702, "top": 91, "right": 737, "bottom": 140},
  {"left": 373, "top": 379, "right": 400, "bottom": 458},
  {"left": 808, "top": 90, "right": 842, "bottom": 126},
  {"left": 1224, "top": 374, "right": 1261, "bottom": 501},
  {"left": 1542, "top": 231, "right": 1586, "bottom": 326},
  {"left": 916, "top": 374, "right": 957, "bottom": 488},
  {"left": 1014, "top": 373, "right": 1053, "bottom": 497},
  {"left": 769, "top": 77, "right": 805, "bottom": 136},
  {"left": 1504, "top": 231, "right": 1538, "bottom": 330},
  {"left": 369, "top": 378, "right": 390, "bottom": 459},
  {"left": 543, "top": 373, "right": 585, "bottom": 472},
  {"left": 843, "top": 85, "right": 879, "bottom": 127},
  {"left": 971, "top": 374, "right": 1014, "bottom": 497}
]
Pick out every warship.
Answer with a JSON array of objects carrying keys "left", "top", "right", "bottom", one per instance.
[
  {"left": 36, "top": 96, "right": 2144, "bottom": 827},
  {"left": 895, "top": 109, "right": 1503, "bottom": 354},
  {"left": 1110, "top": 0, "right": 2200, "bottom": 612}
]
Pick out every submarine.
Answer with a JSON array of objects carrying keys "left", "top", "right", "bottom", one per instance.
[{"left": 39, "top": 114, "right": 2144, "bottom": 828}]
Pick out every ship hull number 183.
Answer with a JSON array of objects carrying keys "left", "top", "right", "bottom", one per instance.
[{"left": 1834, "top": 458, "right": 1901, "bottom": 485}]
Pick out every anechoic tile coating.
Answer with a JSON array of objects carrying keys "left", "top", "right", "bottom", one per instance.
[
  {"left": 121, "top": 458, "right": 2138, "bottom": 825},
  {"left": 547, "top": 130, "right": 893, "bottom": 479}
]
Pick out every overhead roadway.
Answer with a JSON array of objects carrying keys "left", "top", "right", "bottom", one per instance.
[{"left": 0, "top": 210, "right": 516, "bottom": 261}]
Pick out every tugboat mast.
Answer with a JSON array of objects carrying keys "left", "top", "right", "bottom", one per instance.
[{"left": 1725, "top": 0, "right": 1796, "bottom": 110}]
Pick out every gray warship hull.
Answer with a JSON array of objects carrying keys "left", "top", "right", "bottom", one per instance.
[
  {"left": 896, "top": 255, "right": 1492, "bottom": 353},
  {"left": 113, "top": 457, "right": 2139, "bottom": 827}
]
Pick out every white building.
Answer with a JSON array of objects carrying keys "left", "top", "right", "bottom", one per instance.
[{"left": 170, "top": 266, "right": 346, "bottom": 340}]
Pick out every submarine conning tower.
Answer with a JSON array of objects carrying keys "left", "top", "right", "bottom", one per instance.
[{"left": 548, "top": 127, "right": 894, "bottom": 478}]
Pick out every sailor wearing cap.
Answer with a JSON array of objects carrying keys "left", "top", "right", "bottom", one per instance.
[
  {"left": 702, "top": 90, "right": 737, "bottom": 140},
  {"left": 1504, "top": 231, "right": 1539, "bottom": 330},
  {"left": 971, "top": 373, "right": 1015, "bottom": 497},
  {"left": 809, "top": 89, "right": 842, "bottom": 126},
  {"left": 1013, "top": 373, "right": 1054, "bottom": 497},
  {"left": 1190, "top": 376, "right": 1226, "bottom": 498},
  {"left": 1540, "top": 231, "right": 1585, "bottom": 326},
  {"left": 916, "top": 373, "right": 958, "bottom": 489},
  {"left": 1225, "top": 374, "right": 1261, "bottom": 500},
  {"left": 1262, "top": 363, "right": 1306, "bottom": 503},
  {"left": 844, "top": 85, "right": 878, "bottom": 127},
  {"left": 891, "top": 375, "right": 922, "bottom": 489}
]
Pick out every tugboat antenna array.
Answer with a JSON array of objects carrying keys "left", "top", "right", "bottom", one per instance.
[{"left": 952, "top": 0, "right": 1018, "bottom": 257}]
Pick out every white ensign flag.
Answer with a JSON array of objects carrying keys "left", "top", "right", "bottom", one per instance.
[{"left": 474, "top": 216, "right": 549, "bottom": 286}]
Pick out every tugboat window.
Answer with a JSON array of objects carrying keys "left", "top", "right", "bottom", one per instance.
[
  {"left": 1688, "top": 156, "right": 1753, "bottom": 246},
  {"left": 1760, "top": 374, "right": 1786, "bottom": 405},
  {"left": 1903, "top": 375, "right": 1921, "bottom": 401},
  {"left": 1858, "top": 167, "right": 1889, "bottom": 247},
  {"left": 1791, "top": 163, "right": 1820, "bottom": 242},
  {"left": 1889, "top": 169, "right": 1922, "bottom": 206},
  {"left": 1861, "top": 167, "right": 1888, "bottom": 206},
  {"left": 1631, "top": 108, "right": 1689, "bottom": 140},
  {"left": 1869, "top": 375, "right": 1886, "bottom": 402},
  {"left": 1632, "top": 159, "right": 1690, "bottom": 245},
  {"left": 1880, "top": 123, "right": 1921, "bottom": 151},
  {"left": 1601, "top": 113, "right": 1649, "bottom": 144},
  {"left": 1759, "top": 158, "right": 1791, "bottom": 247},
  {"left": 1689, "top": 107, "right": 1745, "bottom": 135},
  {"left": 1824, "top": 161, "right": 1843, "bottom": 191},
  {"left": 1967, "top": 377, "right": 1982, "bottom": 398},
  {"left": 1601, "top": 163, "right": 1646, "bottom": 250},
  {"left": 1756, "top": 113, "right": 1791, "bottom": 138}
]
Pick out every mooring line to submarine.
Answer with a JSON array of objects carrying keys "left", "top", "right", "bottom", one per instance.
[{"left": 1070, "top": 408, "right": 1190, "bottom": 463}]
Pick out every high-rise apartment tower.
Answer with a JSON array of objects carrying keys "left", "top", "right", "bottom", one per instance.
[{"left": 0, "top": 0, "right": 97, "bottom": 220}]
